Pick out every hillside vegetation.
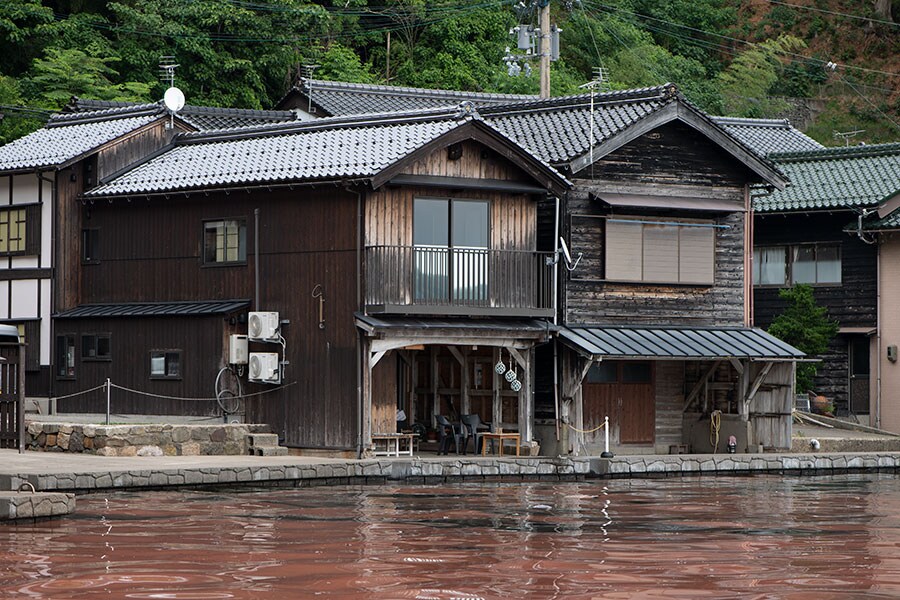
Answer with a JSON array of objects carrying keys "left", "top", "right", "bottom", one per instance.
[{"left": 0, "top": 0, "right": 897, "bottom": 145}]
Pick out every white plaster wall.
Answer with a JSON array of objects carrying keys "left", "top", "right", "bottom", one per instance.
[
  {"left": 10, "top": 279, "right": 38, "bottom": 319},
  {"left": 11, "top": 256, "right": 39, "bottom": 269},
  {"left": 0, "top": 175, "right": 8, "bottom": 204},
  {"left": 12, "top": 174, "right": 39, "bottom": 204},
  {"left": 41, "top": 178, "right": 52, "bottom": 267},
  {"left": 0, "top": 281, "right": 8, "bottom": 317},
  {"left": 879, "top": 238, "right": 900, "bottom": 433},
  {"left": 41, "top": 278, "right": 51, "bottom": 364}
]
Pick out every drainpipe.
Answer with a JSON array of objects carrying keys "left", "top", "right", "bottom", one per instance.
[
  {"left": 254, "top": 208, "right": 260, "bottom": 309},
  {"left": 37, "top": 170, "right": 56, "bottom": 404},
  {"left": 553, "top": 195, "right": 561, "bottom": 442},
  {"left": 876, "top": 239, "right": 882, "bottom": 428}
]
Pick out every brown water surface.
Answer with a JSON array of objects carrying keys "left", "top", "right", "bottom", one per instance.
[{"left": 2, "top": 474, "right": 900, "bottom": 599}]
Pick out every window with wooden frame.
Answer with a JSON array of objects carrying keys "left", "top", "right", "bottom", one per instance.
[
  {"left": 0, "top": 205, "right": 39, "bottom": 256},
  {"left": 752, "top": 243, "right": 841, "bottom": 287},
  {"left": 605, "top": 218, "right": 716, "bottom": 285},
  {"left": 81, "top": 333, "right": 111, "bottom": 361},
  {"left": 56, "top": 334, "right": 75, "bottom": 378},
  {"left": 203, "top": 219, "right": 246, "bottom": 265},
  {"left": 82, "top": 228, "right": 100, "bottom": 264},
  {"left": 150, "top": 350, "right": 181, "bottom": 379},
  {"left": 585, "top": 361, "right": 653, "bottom": 384}
]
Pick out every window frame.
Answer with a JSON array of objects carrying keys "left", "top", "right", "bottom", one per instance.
[
  {"left": 149, "top": 349, "right": 182, "bottom": 380},
  {"left": 81, "top": 333, "right": 111, "bottom": 362},
  {"left": 202, "top": 218, "right": 247, "bottom": 267},
  {"left": 603, "top": 217, "right": 717, "bottom": 286},
  {"left": 82, "top": 227, "right": 100, "bottom": 264},
  {"left": 55, "top": 334, "right": 76, "bottom": 379},
  {"left": 0, "top": 206, "right": 28, "bottom": 255},
  {"left": 752, "top": 242, "right": 842, "bottom": 288}
]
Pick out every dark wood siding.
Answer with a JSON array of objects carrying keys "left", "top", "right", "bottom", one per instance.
[
  {"left": 72, "top": 187, "right": 360, "bottom": 449},
  {"left": 96, "top": 120, "right": 181, "bottom": 180},
  {"left": 753, "top": 212, "right": 876, "bottom": 329},
  {"left": 55, "top": 166, "right": 84, "bottom": 312},
  {"left": 564, "top": 187, "right": 746, "bottom": 326}
]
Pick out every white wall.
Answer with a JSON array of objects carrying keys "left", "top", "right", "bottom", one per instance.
[
  {"left": 11, "top": 279, "right": 38, "bottom": 319},
  {"left": 41, "top": 278, "right": 51, "bottom": 365}
]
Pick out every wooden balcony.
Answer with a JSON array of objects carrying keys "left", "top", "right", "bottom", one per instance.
[{"left": 365, "top": 245, "right": 554, "bottom": 317}]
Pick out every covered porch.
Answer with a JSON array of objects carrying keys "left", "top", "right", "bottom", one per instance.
[
  {"left": 554, "top": 325, "right": 805, "bottom": 456},
  {"left": 356, "top": 314, "right": 552, "bottom": 456}
]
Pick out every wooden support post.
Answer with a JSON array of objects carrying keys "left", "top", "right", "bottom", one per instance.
[
  {"left": 518, "top": 347, "right": 534, "bottom": 443},
  {"left": 431, "top": 346, "right": 439, "bottom": 426},
  {"left": 492, "top": 347, "right": 502, "bottom": 429},
  {"left": 17, "top": 343, "right": 25, "bottom": 454},
  {"left": 684, "top": 361, "right": 722, "bottom": 412},
  {"left": 361, "top": 338, "right": 373, "bottom": 451},
  {"left": 737, "top": 360, "right": 751, "bottom": 421},
  {"left": 409, "top": 352, "right": 418, "bottom": 428}
]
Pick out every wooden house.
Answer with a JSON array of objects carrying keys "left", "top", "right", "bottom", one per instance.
[
  {"left": 754, "top": 143, "right": 900, "bottom": 419},
  {"left": 0, "top": 100, "right": 298, "bottom": 406},
  {"left": 52, "top": 107, "right": 570, "bottom": 454}
]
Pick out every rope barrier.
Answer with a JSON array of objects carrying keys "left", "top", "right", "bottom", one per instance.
[
  {"left": 566, "top": 421, "right": 608, "bottom": 434},
  {"left": 51, "top": 383, "right": 108, "bottom": 401},
  {"left": 109, "top": 380, "right": 296, "bottom": 402}
]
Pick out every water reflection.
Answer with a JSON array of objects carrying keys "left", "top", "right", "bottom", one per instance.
[{"left": 1, "top": 474, "right": 899, "bottom": 598}]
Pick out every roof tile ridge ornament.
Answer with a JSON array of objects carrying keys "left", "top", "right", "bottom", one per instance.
[{"left": 455, "top": 101, "right": 479, "bottom": 121}]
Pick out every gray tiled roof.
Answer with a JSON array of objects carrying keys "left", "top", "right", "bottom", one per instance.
[
  {"left": 481, "top": 87, "right": 673, "bottom": 165},
  {"left": 0, "top": 107, "right": 162, "bottom": 173},
  {"left": 86, "top": 109, "right": 569, "bottom": 197},
  {"left": 754, "top": 143, "right": 900, "bottom": 213},
  {"left": 711, "top": 116, "right": 823, "bottom": 156},
  {"left": 282, "top": 78, "right": 538, "bottom": 116},
  {"left": 56, "top": 299, "right": 250, "bottom": 319},
  {"left": 561, "top": 325, "right": 805, "bottom": 359},
  {"left": 67, "top": 98, "right": 299, "bottom": 130}
]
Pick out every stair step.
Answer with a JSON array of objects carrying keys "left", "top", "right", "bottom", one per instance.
[
  {"left": 249, "top": 446, "right": 288, "bottom": 457},
  {"left": 246, "top": 433, "right": 280, "bottom": 447}
]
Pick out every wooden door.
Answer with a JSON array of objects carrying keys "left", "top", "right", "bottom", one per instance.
[
  {"left": 583, "top": 361, "right": 655, "bottom": 445},
  {"left": 849, "top": 336, "right": 870, "bottom": 414}
]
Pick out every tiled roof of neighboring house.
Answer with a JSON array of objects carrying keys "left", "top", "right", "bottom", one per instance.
[
  {"left": 754, "top": 143, "right": 900, "bottom": 213},
  {"left": 85, "top": 107, "right": 571, "bottom": 197},
  {"left": 0, "top": 105, "right": 163, "bottom": 173},
  {"left": 711, "top": 116, "right": 824, "bottom": 156},
  {"left": 55, "top": 299, "right": 251, "bottom": 319},
  {"left": 67, "top": 97, "right": 300, "bottom": 130},
  {"left": 278, "top": 78, "right": 538, "bottom": 116}
]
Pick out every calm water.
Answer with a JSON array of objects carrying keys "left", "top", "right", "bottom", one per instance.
[{"left": 2, "top": 474, "right": 900, "bottom": 599}]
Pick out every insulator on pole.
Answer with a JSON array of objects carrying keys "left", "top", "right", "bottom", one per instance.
[{"left": 517, "top": 25, "right": 531, "bottom": 50}]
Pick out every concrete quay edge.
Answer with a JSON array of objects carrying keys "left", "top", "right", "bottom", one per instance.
[{"left": 1, "top": 451, "right": 899, "bottom": 494}]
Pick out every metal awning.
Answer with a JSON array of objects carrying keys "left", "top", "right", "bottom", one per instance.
[
  {"left": 593, "top": 192, "right": 745, "bottom": 213},
  {"left": 560, "top": 325, "right": 804, "bottom": 360},
  {"left": 356, "top": 313, "right": 552, "bottom": 336},
  {"left": 56, "top": 299, "right": 250, "bottom": 319}
]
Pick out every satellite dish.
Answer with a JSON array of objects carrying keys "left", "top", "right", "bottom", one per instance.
[{"left": 163, "top": 86, "right": 185, "bottom": 113}]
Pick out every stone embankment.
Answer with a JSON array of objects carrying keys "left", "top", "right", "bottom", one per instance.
[
  {"left": 0, "top": 490, "right": 74, "bottom": 520},
  {"left": 26, "top": 423, "right": 271, "bottom": 456}
]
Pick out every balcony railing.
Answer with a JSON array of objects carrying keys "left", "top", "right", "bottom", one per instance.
[{"left": 365, "top": 245, "right": 554, "bottom": 316}]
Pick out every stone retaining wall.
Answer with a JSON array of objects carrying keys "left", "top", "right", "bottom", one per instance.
[
  {"left": 25, "top": 422, "right": 270, "bottom": 457},
  {"left": 0, "top": 491, "right": 75, "bottom": 520}
]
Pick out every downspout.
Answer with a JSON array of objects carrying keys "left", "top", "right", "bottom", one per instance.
[
  {"left": 37, "top": 170, "right": 56, "bottom": 402},
  {"left": 355, "top": 187, "right": 364, "bottom": 458},
  {"left": 744, "top": 185, "right": 753, "bottom": 327},
  {"left": 876, "top": 237, "right": 882, "bottom": 428},
  {"left": 254, "top": 208, "right": 260, "bottom": 309},
  {"left": 552, "top": 195, "right": 560, "bottom": 442}
]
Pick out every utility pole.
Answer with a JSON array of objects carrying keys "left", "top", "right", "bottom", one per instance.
[{"left": 539, "top": 1, "right": 551, "bottom": 98}]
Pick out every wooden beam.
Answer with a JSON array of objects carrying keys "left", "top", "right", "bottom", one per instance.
[
  {"left": 409, "top": 352, "right": 418, "bottom": 428},
  {"left": 684, "top": 361, "right": 721, "bottom": 412},
  {"left": 361, "top": 339, "right": 373, "bottom": 450},
  {"left": 370, "top": 337, "right": 533, "bottom": 354},
  {"left": 507, "top": 346, "right": 527, "bottom": 370},
  {"left": 729, "top": 358, "right": 745, "bottom": 375},
  {"left": 370, "top": 350, "right": 387, "bottom": 368},
  {"left": 492, "top": 347, "right": 502, "bottom": 429},
  {"left": 431, "top": 347, "right": 439, "bottom": 426},
  {"left": 447, "top": 345, "right": 465, "bottom": 365},
  {"left": 744, "top": 362, "right": 774, "bottom": 406}
]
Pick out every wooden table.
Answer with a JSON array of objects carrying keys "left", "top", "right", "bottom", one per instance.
[
  {"left": 481, "top": 432, "right": 520, "bottom": 456},
  {"left": 372, "top": 433, "right": 416, "bottom": 457}
]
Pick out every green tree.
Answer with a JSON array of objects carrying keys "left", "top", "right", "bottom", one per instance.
[
  {"left": 0, "top": 0, "right": 54, "bottom": 76},
  {"left": 317, "top": 43, "right": 374, "bottom": 83},
  {"left": 0, "top": 75, "right": 46, "bottom": 145},
  {"left": 767, "top": 284, "right": 839, "bottom": 393}
]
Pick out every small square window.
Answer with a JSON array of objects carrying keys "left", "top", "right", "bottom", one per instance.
[
  {"left": 82, "top": 334, "right": 111, "bottom": 361},
  {"left": 56, "top": 334, "right": 75, "bottom": 378},
  {"left": 150, "top": 350, "right": 182, "bottom": 379},
  {"left": 587, "top": 361, "right": 618, "bottom": 383},
  {"left": 203, "top": 219, "right": 246, "bottom": 265},
  {"left": 622, "top": 362, "right": 652, "bottom": 383}
]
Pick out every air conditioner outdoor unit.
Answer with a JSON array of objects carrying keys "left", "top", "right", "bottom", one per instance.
[
  {"left": 248, "top": 311, "right": 280, "bottom": 342},
  {"left": 248, "top": 352, "right": 281, "bottom": 384}
]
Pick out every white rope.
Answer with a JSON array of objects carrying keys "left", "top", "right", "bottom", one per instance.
[
  {"left": 51, "top": 383, "right": 108, "bottom": 401},
  {"left": 109, "top": 380, "right": 296, "bottom": 402}
]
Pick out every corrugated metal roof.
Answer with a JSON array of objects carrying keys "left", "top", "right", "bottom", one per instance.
[
  {"left": 0, "top": 111, "right": 161, "bottom": 172},
  {"left": 356, "top": 313, "right": 552, "bottom": 333},
  {"left": 712, "top": 116, "right": 823, "bottom": 156},
  {"left": 283, "top": 79, "right": 538, "bottom": 116},
  {"left": 755, "top": 143, "right": 900, "bottom": 213},
  {"left": 56, "top": 300, "right": 250, "bottom": 319},
  {"left": 560, "top": 325, "right": 804, "bottom": 359}
]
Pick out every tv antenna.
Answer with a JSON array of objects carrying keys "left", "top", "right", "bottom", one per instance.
[
  {"left": 159, "top": 56, "right": 184, "bottom": 128},
  {"left": 578, "top": 68, "right": 608, "bottom": 180},
  {"left": 301, "top": 65, "right": 320, "bottom": 114},
  {"left": 833, "top": 129, "right": 865, "bottom": 146}
]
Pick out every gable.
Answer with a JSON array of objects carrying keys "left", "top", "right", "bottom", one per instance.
[
  {"left": 400, "top": 139, "right": 540, "bottom": 184},
  {"left": 592, "top": 121, "right": 759, "bottom": 188}
]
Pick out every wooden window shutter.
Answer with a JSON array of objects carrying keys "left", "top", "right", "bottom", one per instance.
[
  {"left": 642, "top": 224, "right": 679, "bottom": 282},
  {"left": 25, "top": 204, "right": 41, "bottom": 256},
  {"left": 605, "top": 220, "right": 642, "bottom": 281},
  {"left": 678, "top": 226, "right": 715, "bottom": 284},
  {"left": 24, "top": 320, "right": 40, "bottom": 371}
]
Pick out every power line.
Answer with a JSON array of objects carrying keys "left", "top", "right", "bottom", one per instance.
[
  {"left": 763, "top": 0, "right": 900, "bottom": 29},
  {"left": 838, "top": 74, "right": 900, "bottom": 134}
]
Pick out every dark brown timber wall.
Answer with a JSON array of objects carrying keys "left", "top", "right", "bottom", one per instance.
[{"left": 66, "top": 187, "right": 360, "bottom": 449}]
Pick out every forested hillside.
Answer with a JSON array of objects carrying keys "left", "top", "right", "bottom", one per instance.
[{"left": 1, "top": 0, "right": 897, "bottom": 145}]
